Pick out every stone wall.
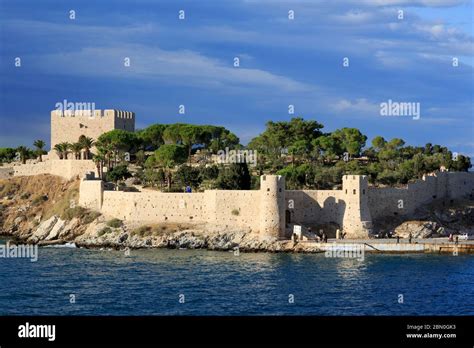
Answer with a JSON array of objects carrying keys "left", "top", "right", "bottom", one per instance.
[
  {"left": 0, "top": 166, "right": 14, "bottom": 179},
  {"left": 78, "top": 172, "right": 474, "bottom": 239},
  {"left": 368, "top": 172, "right": 474, "bottom": 221},
  {"left": 50, "top": 109, "right": 135, "bottom": 159},
  {"left": 13, "top": 160, "right": 97, "bottom": 180}
]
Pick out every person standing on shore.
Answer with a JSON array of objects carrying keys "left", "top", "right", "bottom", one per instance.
[
  {"left": 455, "top": 235, "right": 459, "bottom": 245},
  {"left": 408, "top": 232, "right": 412, "bottom": 244},
  {"left": 397, "top": 236, "right": 400, "bottom": 244}
]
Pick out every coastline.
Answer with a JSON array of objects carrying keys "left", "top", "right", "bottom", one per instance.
[{"left": 1, "top": 174, "right": 473, "bottom": 254}]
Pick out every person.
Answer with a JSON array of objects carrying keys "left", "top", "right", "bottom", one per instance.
[
  {"left": 185, "top": 185, "right": 192, "bottom": 193},
  {"left": 408, "top": 232, "right": 412, "bottom": 244},
  {"left": 448, "top": 234, "right": 453, "bottom": 242},
  {"left": 455, "top": 235, "right": 459, "bottom": 245},
  {"left": 397, "top": 235, "right": 400, "bottom": 244}
]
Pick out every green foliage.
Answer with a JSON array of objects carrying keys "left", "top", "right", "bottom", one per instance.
[
  {"left": 98, "top": 227, "right": 112, "bottom": 237},
  {"left": 0, "top": 148, "right": 17, "bottom": 163},
  {"left": 216, "top": 163, "right": 251, "bottom": 190},
  {"left": 106, "top": 218, "right": 123, "bottom": 228},
  {"left": 61, "top": 206, "right": 100, "bottom": 223},
  {"left": 247, "top": 117, "right": 470, "bottom": 188},
  {"left": 153, "top": 144, "right": 188, "bottom": 168},
  {"left": 106, "top": 164, "right": 131, "bottom": 184},
  {"left": 32, "top": 195, "right": 48, "bottom": 205},
  {"left": 175, "top": 165, "right": 202, "bottom": 190}
]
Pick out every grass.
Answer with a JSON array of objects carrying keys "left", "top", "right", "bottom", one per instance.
[
  {"left": 32, "top": 195, "right": 48, "bottom": 205},
  {"left": 98, "top": 227, "right": 112, "bottom": 237},
  {"left": 106, "top": 218, "right": 123, "bottom": 228},
  {"left": 61, "top": 206, "right": 101, "bottom": 224},
  {"left": 131, "top": 223, "right": 193, "bottom": 237}
]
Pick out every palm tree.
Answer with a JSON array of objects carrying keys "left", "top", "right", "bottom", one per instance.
[
  {"left": 93, "top": 153, "right": 106, "bottom": 179},
  {"left": 33, "top": 140, "right": 46, "bottom": 162},
  {"left": 59, "top": 142, "right": 71, "bottom": 159},
  {"left": 79, "top": 135, "right": 94, "bottom": 160},
  {"left": 70, "top": 142, "right": 83, "bottom": 160},
  {"left": 53, "top": 144, "right": 64, "bottom": 159},
  {"left": 16, "top": 146, "right": 28, "bottom": 164}
]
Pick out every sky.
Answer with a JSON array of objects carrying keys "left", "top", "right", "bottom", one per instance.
[{"left": 0, "top": 0, "right": 473, "bottom": 157}]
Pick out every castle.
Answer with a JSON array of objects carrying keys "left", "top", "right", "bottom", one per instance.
[
  {"left": 7, "top": 108, "right": 474, "bottom": 240},
  {"left": 79, "top": 171, "right": 474, "bottom": 239},
  {"left": 50, "top": 109, "right": 135, "bottom": 159}
]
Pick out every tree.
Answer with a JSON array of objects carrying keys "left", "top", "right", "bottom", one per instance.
[
  {"left": 138, "top": 124, "right": 168, "bottom": 150},
  {"left": 175, "top": 165, "right": 202, "bottom": 190},
  {"left": 371, "top": 136, "right": 386, "bottom": 151},
  {"left": 60, "top": 142, "right": 71, "bottom": 159},
  {"left": 332, "top": 128, "right": 367, "bottom": 158},
  {"left": 16, "top": 146, "right": 29, "bottom": 164},
  {"left": 33, "top": 140, "right": 46, "bottom": 162},
  {"left": 70, "top": 142, "right": 83, "bottom": 160},
  {"left": 96, "top": 130, "right": 139, "bottom": 168},
  {"left": 149, "top": 144, "right": 187, "bottom": 190},
  {"left": 92, "top": 153, "right": 105, "bottom": 179},
  {"left": 106, "top": 164, "right": 131, "bottom": 190},
  {"left": 79, "top": 135, "right": 94, "bottom": 160},
  {"left": 0, "top": 148, "right": 17, "bottom": 163},
  {"left": 53, "top": 144, "right": 64, "bottom": 160},
  {"left": 216, "top": 163, "right": 251, "bottom": 190}
]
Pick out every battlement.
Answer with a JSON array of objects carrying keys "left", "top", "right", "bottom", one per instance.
[
  {"left": 51, "top": 109, "right": 135, "bottom": 120},
  {"left": 50, "top": 108, "right": 135, "bottom": 158}
]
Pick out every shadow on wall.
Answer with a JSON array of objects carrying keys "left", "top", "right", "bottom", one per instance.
[{"left": 285, "top": 192, "right": 346, "bottom": 238}]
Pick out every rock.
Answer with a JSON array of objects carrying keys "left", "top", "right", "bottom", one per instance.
[
  {"left": 45, "top": 218, "right": 66, "bottom": 240},
  {"left": 119, "top": 233, "right": 129, "bottom": 243},
  {"left": 14, "top": 216, "right": 26, "bottom": 225},
  {"left": 58, "top": 218, "right": 80, "bottom": 238},
  {"left": 393, "top": 221, "right": 438, "bottom": 239},
  {"left": 29, "top": 216, "right": 58, "bottom": 243}
]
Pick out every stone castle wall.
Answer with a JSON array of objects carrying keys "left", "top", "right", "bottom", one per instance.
[
  {"left": 13, "top": 160, "right": 97, "bottom": 180},
  {"left": 89, "top": 188, "right": 262, "bottom": 232},
  {"left": 50, "top": 109, "right": 135, "bottom": 159},
  {"left": 368, "top": 172, "right": 474, "bottom": 220},
  {"left": 79, "top": 172, "right": 474, "bottom": 239}
]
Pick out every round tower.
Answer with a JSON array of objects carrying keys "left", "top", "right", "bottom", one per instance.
[
  {"left": 342, "top": 175, "right": 373, "bottom": 238},
  {"left": 259, "top": 175, "right": 286, "bottom": 239}
]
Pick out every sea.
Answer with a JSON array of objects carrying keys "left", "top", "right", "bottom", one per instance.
[{"left": 0, "top": 237, "right": 473, "bottom": 315}]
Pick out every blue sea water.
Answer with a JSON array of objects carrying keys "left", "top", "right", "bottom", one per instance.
[{"left": 0, "top": 237, "right": 473, "bottom": 315}]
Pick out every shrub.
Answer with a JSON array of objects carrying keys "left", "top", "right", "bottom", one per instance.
[
  {"left": 231, "top": 209, "right": 240, "bottom": 216},
  {"left": 61, "top": 206, "right": 100, "bottom": 223},
  {"left": 32, "top": 195, "right": 48, "bottom": 205},
  {"left": 107, "top": 218, "right": 123, "bottom": 228},
  {"left": 20, "top": 192, "right": 31, "bottom": 200},
  {"left": 98, "top": 227, "right": 112, "bottom": 237}
]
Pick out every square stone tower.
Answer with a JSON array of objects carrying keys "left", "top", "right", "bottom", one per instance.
[{"left": 50, "top": 109, "right": 135, "bottom": 157}]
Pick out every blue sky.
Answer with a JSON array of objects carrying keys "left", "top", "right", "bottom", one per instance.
[{"left": 0, "top": 0, "right": 473, "bottom": 157}]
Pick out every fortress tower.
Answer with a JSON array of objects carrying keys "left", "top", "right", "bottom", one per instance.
[
  {"left": 342, "top": 175, "right": 372, "bottom": 238},
  {"left": 259, "top": 175, "right": 286, "bottom": 239},
  {"left": 50, "top": 109, "right": 135, "bottom": 158}
]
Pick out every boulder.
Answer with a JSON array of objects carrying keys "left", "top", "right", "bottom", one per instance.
[
  {"left": 29, "top": 216, "right": 58, "bottom": 243},
  {"left": 393, "top": 221, "right": 438, "bottom": 239},
  {"left": 45, "top": 218, "right": 66, "bottom": 240}
]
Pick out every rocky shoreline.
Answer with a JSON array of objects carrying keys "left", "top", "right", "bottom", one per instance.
[{"left": 1, "top": 175, "right": 473, "bottom": 254}]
